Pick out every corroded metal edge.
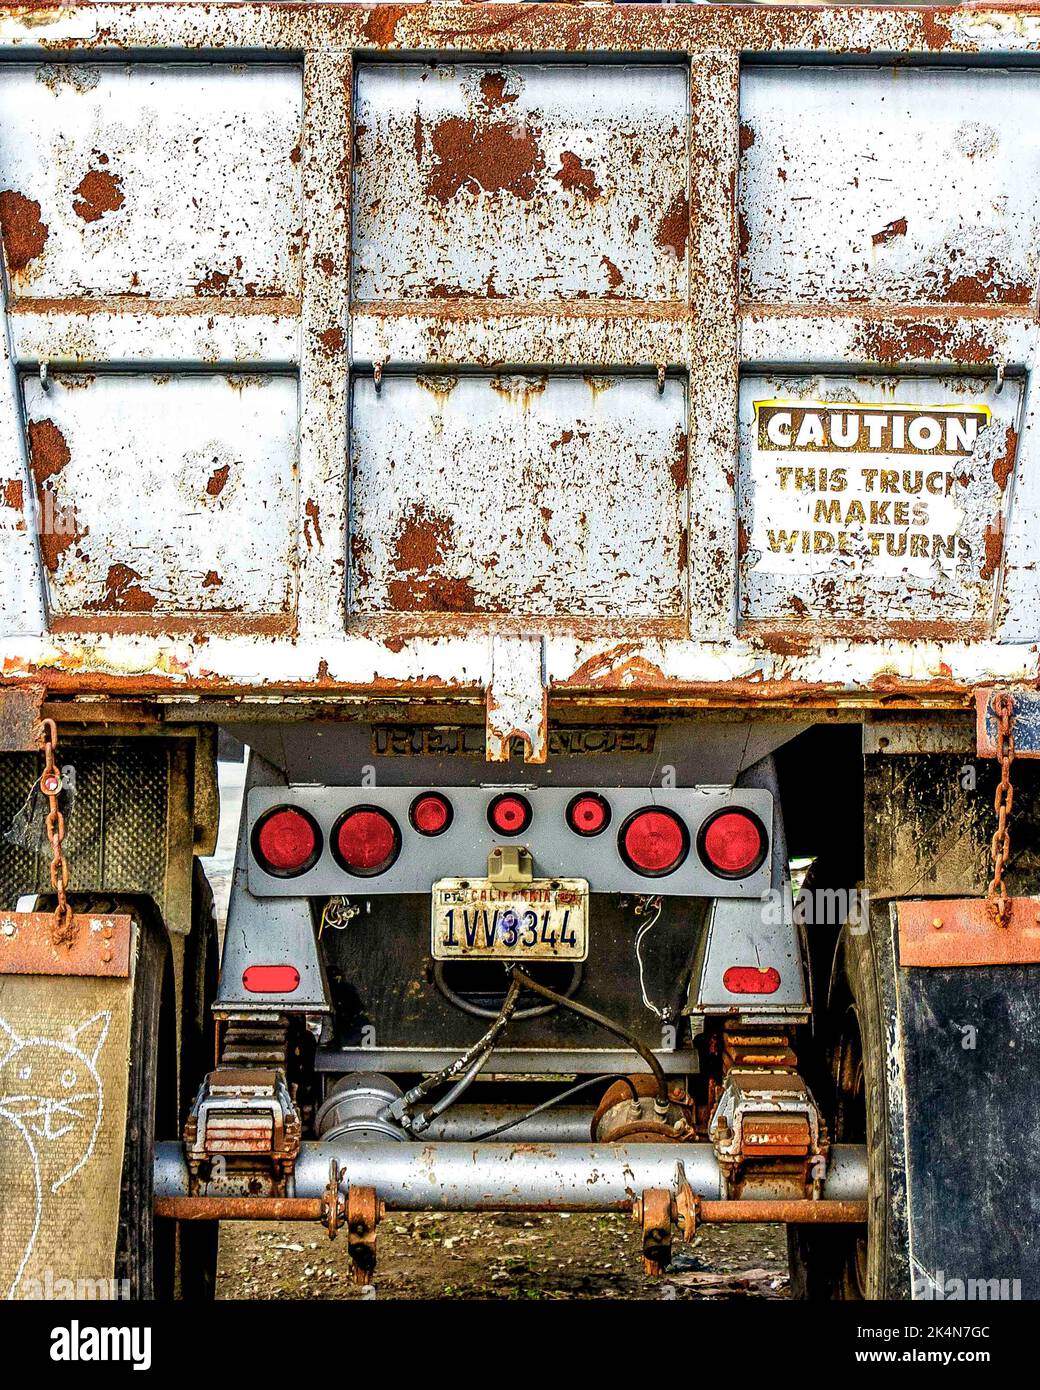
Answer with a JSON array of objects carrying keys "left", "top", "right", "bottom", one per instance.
[
  {"left": 0, "top": 910, "right": 132, "bottom": 976},
  {"left": 897, "top": 897, "right": 1040, "bottom": 967}
]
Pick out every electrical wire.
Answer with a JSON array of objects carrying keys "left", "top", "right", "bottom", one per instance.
[
  {"left": 633, "top": 896, "right": 668, "bottom": 1020},
  {"left": 508, "top": 964, "right": 670, "bottom": 1109}
]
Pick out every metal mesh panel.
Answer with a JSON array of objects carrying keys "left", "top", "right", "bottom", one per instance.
[{"left": 0, "top": 741, "right": 169, "bottom": 908}]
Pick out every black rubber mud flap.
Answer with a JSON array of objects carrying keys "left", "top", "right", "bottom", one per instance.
[
  {"left": 175, "top": 859, "right": 220, "bottom": 1301},
  {"left": 114, "top": 899, "right": 178, "bottom": 1300},
  {"left": 893, "top": 902, "right": 1040, "bottom": 1300},
  {"left": 790, "top": 898, "right": 910, "bottom": 1299}
]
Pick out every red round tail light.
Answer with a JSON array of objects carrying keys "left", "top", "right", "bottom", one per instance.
[
  {"left": 567, "top": 792, "right": 611, "bottom": 837},
  {"left": 698, "top": 808, "right": 768, "bottom": 879},
  {"left": 251, "top": 806, "right": 322, "bottom": 878},
  {"left": 410, "top": 791, "right": 453, "bottom": 836},
  {"left": 332, "top": 806, "right": 401, "bottom": 876},
  {"left": 618, "top": 807, "right": 689, "bottom": 877},
  {"left": 487, "top": 793, "right": 532, "bottom": 837}
]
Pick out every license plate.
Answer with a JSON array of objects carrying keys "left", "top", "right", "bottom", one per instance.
[{"left": 431, "top": 877, "right": 588, "bottom": 961}]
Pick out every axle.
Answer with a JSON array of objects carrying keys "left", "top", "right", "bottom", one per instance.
[{"left": 154, "top": 1140, "right": 868, "bottom": 1216}]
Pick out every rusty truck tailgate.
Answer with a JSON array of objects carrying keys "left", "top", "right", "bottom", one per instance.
[{"left": 0, "top": 5, "right": 1038, "bottom": 757}]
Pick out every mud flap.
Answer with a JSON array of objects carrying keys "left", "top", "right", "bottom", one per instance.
[
  {"left": 891, "top": 902, "right": 1040, "bottom": 1300},
  {"left": 0, "top": 916, "right": 136, "bottom": 1300}
]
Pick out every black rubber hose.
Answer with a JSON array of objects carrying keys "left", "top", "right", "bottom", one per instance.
[
  {"left": 508, "top": 965, "right": 670, "bottom": 1109},
  {"left": 467, "top": 1073, "right": 641, "bottom": 1141}
]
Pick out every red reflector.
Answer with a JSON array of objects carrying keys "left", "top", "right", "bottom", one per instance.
[
  {"left": 619, "top": 808, "right": 689, "bottom": 876},
  {"left": 410, "top": 792, "right": 453, "bottom": 836},
  {"left": 252, "top": 807, "right": 321, "bottom": 877},
  {"left": 333, "top": 806, "right": 401, "bottom": 876},
  {"left": 723, "top": 966, "right": 781, "bottom": 995},
  {"left": 487, "top": 793, "right": 532, "bottom": 837},
  {"left": 699, "top": 809, "right": 767, "bottom": 878},
  {"left": 567, "top": 792, "right": 611, "bottom": 837},
  {"left": 243, "top": 965, "right": 301, "bottom": 994}
]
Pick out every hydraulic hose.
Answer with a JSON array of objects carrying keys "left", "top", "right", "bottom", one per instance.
[
  {"left": 385, "top": 975, "right": 523, "bottom": 1128},
  {"left": 508, "top": 965, "right": 670, "bottom": 1111}
]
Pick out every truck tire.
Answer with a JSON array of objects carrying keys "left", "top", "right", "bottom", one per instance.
[
  {"left": 113, "top": 899, "right": 179, "bottom": 1300},
  {"left": 789, "top": 905, "right": 910, "bottom": 1299},
  {"left": 176, "top": 860, "right": 220, "bottom": 1301}
]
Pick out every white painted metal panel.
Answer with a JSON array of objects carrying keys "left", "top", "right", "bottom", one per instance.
[
  {"left": 352, "top": 62, "right": 690, "bottom": 302},
  {"left": 21, "top": 373, "right": 299, "bottom": 621},
  {"left": 349, "top": 372, "right": 688, "bottom": 619},
  {"left": 0, "top": 63, "right": 303, "bottom": 300},
  {"left": 0, "top": 7, "right": 1038, "bottom": 728},
  {"left": 738, "top": 374, "right": 1022, "bottom": 632},
  {"left": 740, "top": 65, "right": 1040, "bottom": 306}
]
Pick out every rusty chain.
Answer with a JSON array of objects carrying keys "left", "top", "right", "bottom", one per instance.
[
  {"left": 986, "top": 693, "right": 1016, "bottom": 929},
  {"left": 37, "top": 717, "right": 76, "bottom": 948}
]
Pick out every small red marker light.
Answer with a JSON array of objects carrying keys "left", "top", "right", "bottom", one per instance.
[
  {"left": 618, "top": 808, "right": 689, "bottom": 877},
  {"left": 487, "top": 793, "right": 532, "bottom": 837},
  {"left": 698, "top": 809, "right": 768, "bottom": 879},
  {"left": 723, "top": 966, "right": 781, "bottom": 995},
  {"left": 243, "top": 964, "right": 301, "bottom": 994},
  {"left": 332, "top": 806, "right": 401, "bottom": 876},
  {"left": 566, "top": 792, "right": 611, "bottom": 837},
  {"left": 251, "top": 806, "right": 322, "bottom": 878},
  {"left": 410, "top": 792, "right": 453, "bottom": 836}
]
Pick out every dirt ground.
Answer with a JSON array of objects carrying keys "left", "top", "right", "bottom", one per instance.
[{"left": 217, "top": 1213, "right": 790, "bottom": 1301}]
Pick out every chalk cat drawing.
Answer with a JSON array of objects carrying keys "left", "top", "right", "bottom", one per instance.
[{"left": 0, "top": 1011, "right": 110, "bottom": 1299}]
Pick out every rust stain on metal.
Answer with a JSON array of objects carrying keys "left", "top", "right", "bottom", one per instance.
[
  {"left": 361, "top": 4, "right": 409, "bottom": 45},
  {"left": 2, "top": 479, "right": 23, "bottom": 510},
  {"left": 202, "top": 570, "right": 222, "bottom": 588},
  {"left": 992, "top": 426, "right": 1018, "bottom": 492},
  {"left": 86, "top": 562, "right": 158, "bottom": 613},
  {"left": 600, "top": 254, "right": 623, "bottom": 290},
  {"left": 933, "top": 257, "right": 1032, "bottom": 306},
  {"left": 304, "top": 497, "right": 324, "bottom": 549},
  {"left": 317, "top": 324, "right": 345, "bottom": 356},
  {"left": 0, "top": 683, "right": 45, "bottom": 752},
  {"left": 853, "top": 317, "right": 992, "bottom": 365},
  {"left": 872, "top": 216, "right": 907, "bottom": 246},
  {"left": 25, "top": 417, "right": 90, "bottom": 572},
  {"left": 26, "top": 419, "right": 70, "bottom": 483},
  {"left": 0, "top": 189, "right": 48, "bottom": 270},
  {"left": 980, "top": 514, "right": 1004, "bottom": 581},
  {"left": 554, "top": 151, "right": 602, "bottom": 203},
  {"left": 392, "top": 502, "right": 453, "bottom": 574},
  {"left": 671, "top": 431, "right": 688, "bottom": 491},
  {"left": 479, "top": 72, "right": 518, "bottom": 109},
  {"left": 750, "top": 626, "right": 815, "bottom": 658},
  {"left": 387, "top": 575, "right": 479, "bottom": 613},
  {"left": 72, "top": 167, "right": 124, "bottom": 224},
  {"left": 565, "top": 644, "right": 666, "bottom": 689},
  {"left": 738, "top": 122, "right": 755, "bottom": 152},
  {"left": 656, "top": 191, "right": 689, "bottom": 261},
  {"left": 206, "top": 463, "right": 230, "bottom": 498},
  {"left": 426, "top": 115, "right": 545, "bottom": 204},
  {"left": 195, "top": 267, "right": 231, "bottom": 295},
  {"left": 918, "top": 10, "right": 954, "bottom": 49}
]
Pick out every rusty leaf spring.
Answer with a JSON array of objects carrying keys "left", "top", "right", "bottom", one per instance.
[
  {"left": 986, "top": 693, "right": 1015, "bottom": 929},
  {"left": 38, "top": 717, "right": 76, "bottom": 948}
]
